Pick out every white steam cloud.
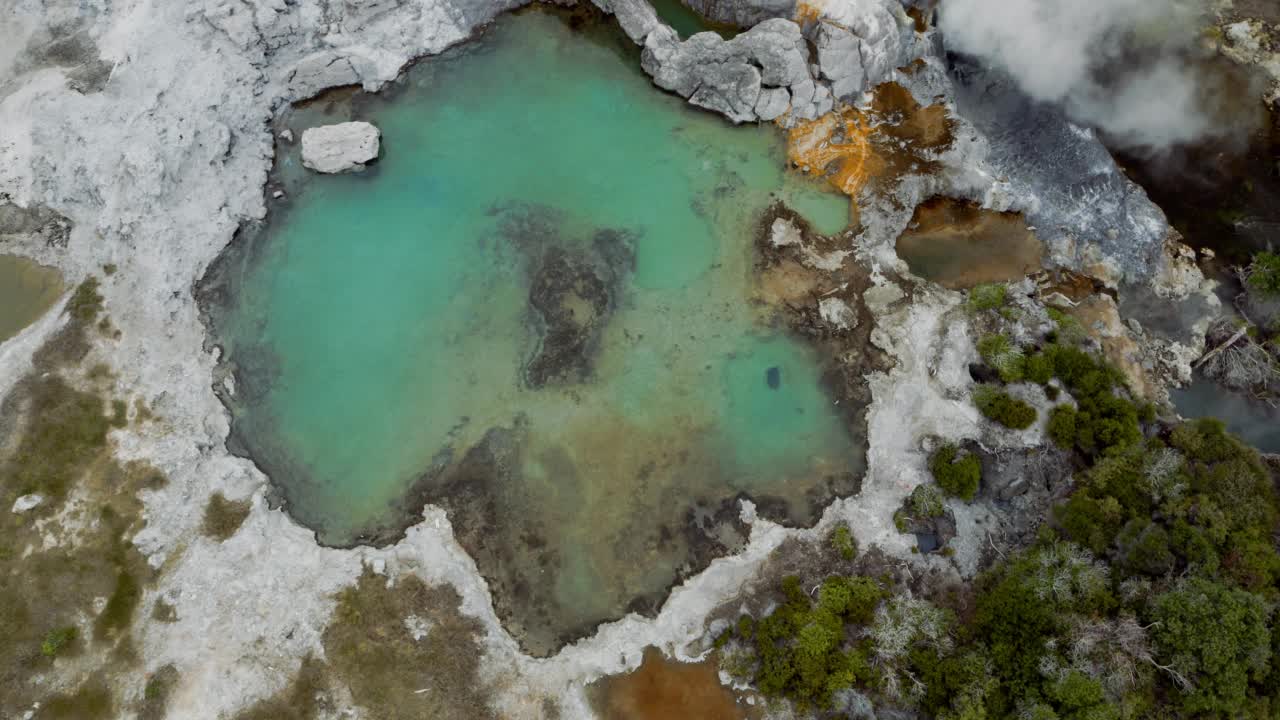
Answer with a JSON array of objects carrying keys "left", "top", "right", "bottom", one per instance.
[{"left": 938, "top": 0, "right": 1235, "bottom": 149}]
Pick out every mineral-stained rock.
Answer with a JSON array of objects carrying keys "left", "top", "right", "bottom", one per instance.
[{"left": 300, "top": 121, "right": 381, "bottom": 174}]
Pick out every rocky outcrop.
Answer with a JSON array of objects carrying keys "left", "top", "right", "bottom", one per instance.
[
  {"left": 607, "top": 0, "right": 915, "bottom": 125},
  {"left": 300, "top": 122, "right": 381, "bottom": 174},
  {"left": 683, "top": 0, "right": 793, "bottom": 28},
  {"left": 641, "top": 19, "right": 823, "bottom": 123}
]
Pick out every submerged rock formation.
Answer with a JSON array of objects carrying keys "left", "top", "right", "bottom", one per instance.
[{"left": 300, "top": 121, "right": 381, "bottom": 173}]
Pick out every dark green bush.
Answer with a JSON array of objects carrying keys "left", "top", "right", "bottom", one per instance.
[
  {"left": 1047, "top": 405, "right": 1077, "bottom": 447},
  {"left": 1024, "top": 352, "right": 1054, "bottom": 385},
  {"left": 1152, "top": 578, "right": 1271, "bottom": 716},
  {"left": 929, "top": 444, "right": 981, "bottom": 501},
  {"left": 973, "top": 386, "right": 1037, "bottom": 429},
  {"left": 728, "top": 575, "right": 884, "bottom": 708},
  {"left": 829, "top": 524, "right": 857, "bottom": 561}
]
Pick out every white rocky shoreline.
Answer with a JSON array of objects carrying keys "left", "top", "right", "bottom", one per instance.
[{"left": 0, "top": 0, "right": 1250, "bottom": 716}]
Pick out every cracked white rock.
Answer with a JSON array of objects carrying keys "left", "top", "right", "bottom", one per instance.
[{"left": 300, "top": 122, "right": 381, "bottom": 174}]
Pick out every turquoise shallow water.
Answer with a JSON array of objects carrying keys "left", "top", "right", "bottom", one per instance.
[{"left": 207, "top": 10, "right": 859, "bottom": 652}]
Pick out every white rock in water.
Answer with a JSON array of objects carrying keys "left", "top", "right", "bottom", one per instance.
[
  {"left": 12, "top": 494, "right": 43, "bottom": 513},
  {"left": 300, "top": 122, "right": 381, "bottom": 174}
]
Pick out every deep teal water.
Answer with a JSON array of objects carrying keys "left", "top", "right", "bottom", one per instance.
[{"left": 208, "top": 10, "right": 858, "bottom": 650}]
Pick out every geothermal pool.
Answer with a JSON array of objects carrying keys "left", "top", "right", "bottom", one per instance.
[{"left": 205, "top": 9, "right": 863, "bottom": 653}]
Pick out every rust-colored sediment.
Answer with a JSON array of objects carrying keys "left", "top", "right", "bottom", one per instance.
[
  {"left": 786, "top": 82, "right": 955, "bottom": 217},
  {"left": 595, "top": 648, "right": 745, "bottom": 720}
]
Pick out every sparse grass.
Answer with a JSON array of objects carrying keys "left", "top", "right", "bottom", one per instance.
[
  {"left": 324, "top": 570, "right": 496, "bottom": 720},
  {"left": 67, "top": 277, "right": 103, "bottom": 325},
  {"left": 236, "top": 656, "right": 330, "bottom": 720},
  {"left": 138, "top": 664, "right": 179, "bottom": 720},
  {"left": 0, "top": 376, "right": 156, "bottom": 716},
  {"left": 37, "top": 675, "right": 115, "bottom": 719},
  {"left": 2, "top": 375, "right": 116, "bottom": 500},
  {"left": 968, "top": 283, "right": 1007, "bottom": 312},
  {"left": 32, "top": 277, "right": 103, "bottom": 368},
  {"left": 94, "top": 568, "right": 141, "bottom": 641},
  {"left": 977, "top": 334, "right": 1025, "bottom": 383},
  {"left": 202, "top": 492, "right": 251, "bottom": 542},
  {"left": 151, "top": 599, "right": 178, "bottom": 623}
]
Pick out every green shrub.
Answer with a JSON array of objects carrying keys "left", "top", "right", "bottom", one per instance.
[
  {"left": 929, "top": 444, "right": 981, "bottom": 502},
  {"left": 731, "top": 575, "right": 884, "bottom": 708},
  {"left": 1152, "top": 578, "right": 1272, "bottom": 716},
  {"left": 1024, "top": 352, "right": 1053, "bottom": 385},
  {"left": 969, "top": 283, "right": 1008, "bottom": 312},
  {"left": 973, "top": 386, "right": 1037, "bottom": 429},
  {"left": 829, "top": 525, "right": 857, "bottom": 561},
  {"left": 907, "top": 482, "right": 948, "bottom": 517},
  {"left": 1246, "top": 251, "right": 1280, "bottom": 297},
  {"left": 977, "top": 334, "right": 1026, "bottom": 382},
  {"left": 41, "top": 626, "right": 77, "bottom": 657}
]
